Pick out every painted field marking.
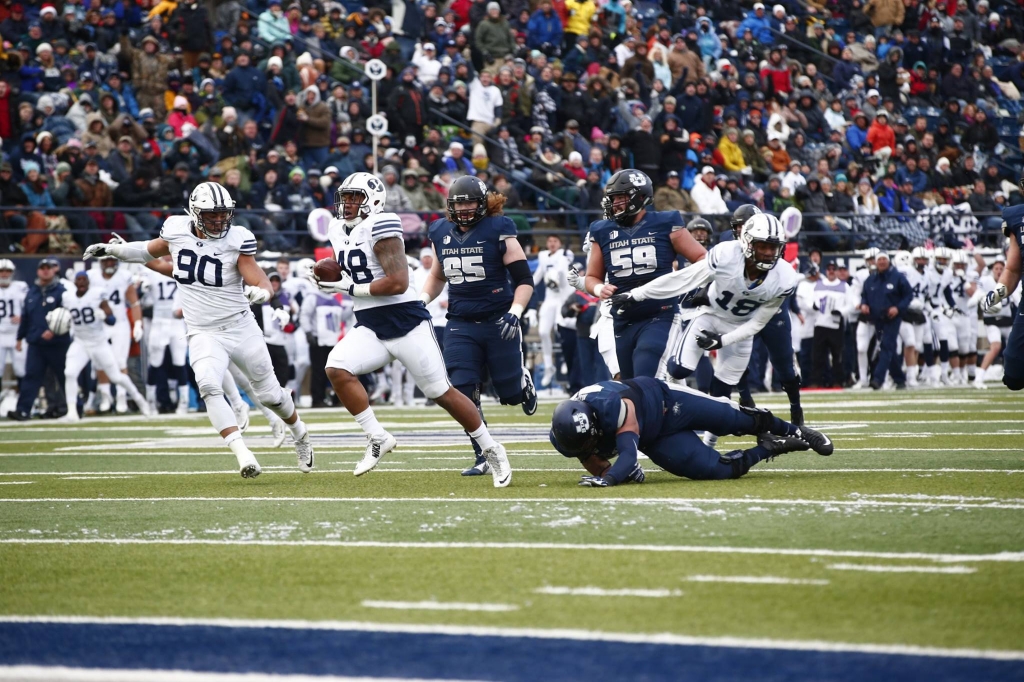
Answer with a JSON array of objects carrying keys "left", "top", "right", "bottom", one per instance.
[
  {"left": 0, "top": 481, "right": 33, "bottom": 485},
  {"left": 1, "top": 615, "right": 1022, "bottom": 662},
  {"left": 2, "top": 496, "right": 1022, "bottom": 510},
  {"left": 826, "top": 564, "right": 978, "bottom": 575},
  {"left": 60, "top": 476, "right": 135, "bottom": 480},
  {"left": 681, "top": 575, "right": 830, "bottom": 586},
  {"left": 1, "top": 538, "right": 1021, "bottom": 564},
  {"left": 0, "top": 666, "right": 471, "bottom": 682},
  {"left": 361, "top": 600, "right": 519, "bottom": 613},
  {"left": 534, "top": 586, "right": 682, "bottom": 598}
]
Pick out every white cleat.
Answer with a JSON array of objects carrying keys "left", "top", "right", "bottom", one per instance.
[
  {"left": 973, "top": 376, "right": 987, "bottom": 390},
  {"left": 354, "top": 432, "right": 397, "bottom": 476},
  {"left": 482, "top": 443, "right": 512, "bottom": 488},
  {"left": 271, "top": 418, "right": 288, "bottom": 448},
  {"left": 137, "top": 401, "right": 154, "bottom": 417},
  {"left": 234, "top": 402, "right": 251, "bottom": 433},
  {"left": 295, "top": 432, "right": 315, "bottom": 473},
  {"left": 236, "top": 448, "right": 262, "bottom": 478},
  {"left": 98, "top": 394, "right": 112, "bottom": 413},
  {"left": 115, "top": 396, "right": 129, "bottom": 414},
  {"left": 176, "top": 403, "right": 189, "bottom": 415},
  {"left": 58, "top": 413, "right": 81, "bottom": 423}
]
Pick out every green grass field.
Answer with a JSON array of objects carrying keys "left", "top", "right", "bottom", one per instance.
[{"left": 1, "top": 387, "right": 1022, "bottom": 662}]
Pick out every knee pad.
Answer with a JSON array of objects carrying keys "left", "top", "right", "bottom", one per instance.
[
  {"left": 718, "top": 449, "right": 749, "bottom": 479},
  {"left": 667, "top": 358, "right": 693, "bottom": 380},
  {"left": 196, "top": 375, "right": 224, "bottom": 401},
  {"left": 254, "top": 381, "right": 286, "bottom": 408},
  {"left": 709, "top": 377, "right": 734, "bottom": 399}
]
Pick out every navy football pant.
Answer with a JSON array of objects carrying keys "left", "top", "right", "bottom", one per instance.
[
  {"left": 444, "top": 318, "right": 525, "bottom": 404},
  {"left": 614, "top": 313, "right": 674, "bottom": 379},
  {"left": 1003, "top": 308, "right": 1024, "bottom": 391}
]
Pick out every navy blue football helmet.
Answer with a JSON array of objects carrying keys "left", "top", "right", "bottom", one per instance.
[{"left": 550, "top": 399, "right": 600, "bottom": 458}]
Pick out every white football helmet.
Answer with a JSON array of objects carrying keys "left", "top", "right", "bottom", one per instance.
[
  {"left": 335, "top": 172, "right": 386, "bottom": 226},
  {"left": 0, "top": 258, "right": 13, "bottom": 287},
  {"left": 187, "top": 181, "right": 235, "bottom": 240},
  {"left": 295, "top": 257, "right": 316, "bottom": 280},
  {"left": 893, "top": 250, "right": 913, "bottom": 272},
  {"left": 862, "top": 247, "right": 880, "bottom": 272},
  {"left": 740, "top": 213, "right": 786, "bottom": 272},
  {"left": 952, "top": 249, "right": 969, "bottom": 274},
  {"left": 932, "top": 246, "right": 952, "bottom": 273},
  {"left": 45, "top": 307, "right": 72, "bottom": 335}
]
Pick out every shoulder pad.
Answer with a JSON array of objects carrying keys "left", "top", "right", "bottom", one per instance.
[{"left": 159, "top": 215, "right": 193, "bottom": 241}]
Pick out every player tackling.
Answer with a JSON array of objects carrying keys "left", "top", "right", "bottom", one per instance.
[{"left": 83, "top": 182, "right": 313, "bottom": 478}]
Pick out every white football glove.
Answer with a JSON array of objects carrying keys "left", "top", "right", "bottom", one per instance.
[
  {"left": 523, "top": 308, "right": 539, "bottom": 328},
  {"left": 83, "top": 242, "right": 112, "bottom": 260},
  {"left": 567, "top": 264, "right": 586, "bottom": 293},
  {"left": 315, "top": 270, "right": 355, "bottom": 295},
  {"left": 270, "top": 308, "right": 291, "bottom": 328},
  {"left": 132, "top": 320, "right": 144, "bottom": 342},
  {"left": 982, "top": 284, "right": 1008, "bottom": 315},
  {"left": 244, "top": 285, "right": 271, "bottom": 304}
]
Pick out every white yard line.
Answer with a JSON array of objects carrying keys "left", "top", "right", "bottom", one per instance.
[
  {"left": 0, "top": 667, "right": 467, "bottom": 682},
  {"left": 681, "top": 575, "right": 830, "bottom": 586},
  {"left": 826, "top": 564, "right": 978, "bottom": 575},
  {"left": 2, "top": 496, "right": 1022, "bottom": 510},
  {"left": 1, "top": 538, "right": 1021, "bottom": 564},
  {"left": 0, "top": 481, "right": 33, "bottom": 485},
  {"left": 360, "top": 600, "right": 519, "bottom": 612},
  {"left": 0, "top": 615, "right": 1021, "bottom": 661},
  {"left": 534, "top": 586, "right": 683, "bottom": 598}
]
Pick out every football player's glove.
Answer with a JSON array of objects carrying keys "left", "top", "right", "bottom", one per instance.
[
  {"left": 982, "top": 284, "right": 1008, "bottom": 315},
  {"left": 578, "top": 475, "right": 610, "bottom": 487},
  {"left": 270, "top": 308, "right": 291, "bottom": 328},
  {"left": 610, "top": 291, "right": 635, "bottom": 309},
  {"left": 696, "top": 330, "right": 723, "bottom": 351},
  {"left": 567, "top": 265, "right": 586, "bottom": 292},
  {"left": 315, "top": 270, "right": 355, "bottom": 295},
  {"left": 522, "top": 309, "right": 539, "bottom": 329},
  {"left": 244, "top": 285, "right": 271, "bottom": 304},
  {"left": 497, "top": 311, "right": 521, "bottom": 341},
  {"left": 132, "top": 320, "right": 144, "bottom": 342},
  {"left": 627, "top": 463, "right": 645, "bottom": 484}
]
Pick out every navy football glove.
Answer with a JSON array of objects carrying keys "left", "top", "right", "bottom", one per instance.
[
  {"left": 497, "top": 311, "right": 521, "bottom": 341},
  {"left": 696, "top": 330, "right": 723, "bottom": 350},
  {"left": 627, "top": 463, "right": 645, "bottom": 484},
  {"left": 610, "top": 291, "right": 635, "bottom": 309},
  {"left": 579, "top": 475, "right": 610, "bottom": 487}
]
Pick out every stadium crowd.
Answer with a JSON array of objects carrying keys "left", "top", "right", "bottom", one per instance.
[{"left": 0, "top": 0, "right": 1022, "bottom": 256}]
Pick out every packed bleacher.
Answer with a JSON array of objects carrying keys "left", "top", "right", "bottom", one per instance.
[{"left": 0, "top": 0, "right": 1021, "bottom": 255}]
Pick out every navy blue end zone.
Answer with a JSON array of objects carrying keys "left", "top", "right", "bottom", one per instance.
[{"left": 1, "top": 621, "right": 1022, "bottom": 681}]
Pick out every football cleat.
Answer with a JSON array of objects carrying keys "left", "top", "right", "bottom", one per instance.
[
  {"left": 271, "top": 418, "right": 288, "bottom": 447},
  {"left": 234, "top": 401, "right": 250, "bottom": 433},
  {"left": 295, "top": 432, "right": 314, "bottom": 473},
  {"left": 757, "top": 432, "right": 811, "bottom": 457},
  {"left": 137, "top": 400, "right": 154, "bottom": 417},
  {"left": 354, "top": 432, "right": 397, "bottom": 476},
  {"left": 98, "top": 392, "right": 112, "bottom": 413},
  {"left": 461, "top": 455, "right": 491, "bottom": 476},
  {"left": 521, "top": 369, "right": 538, "bottom": 416},
  {"left": 795, "top": 426, "right": 834, "bottom": 456},
  {"left": 973, "top": 375, "right": 987, "bottom": 390},
  {"left": 235, "top": 448, "right": 262, "bottom": 478},
  {"left": 482, "top": 444, "right": 512, "bottom": 488}
]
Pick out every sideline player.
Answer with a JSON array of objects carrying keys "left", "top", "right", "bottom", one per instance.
[
  {"left": 0, "top": 260, "right": 28, "bottom": 404},
  {"left": 419, "top": 175, "right": 535, "bottom": 478},
  {"left": 315, "top": 172, "right": 512, "bottom": 487},
  {"left": 583, "top": 170, "right": 706, "bottom": 379},
  {"left": 851, "top": 247, "right": 878, "bottom": 388},
  {"left": 975, "top": 257, "right": 1017, "bottom": 387},
  {"left": 84, "top": 182, "right": 313, "bottom": 478},
  {"left": 549, "top": 376, "right": 833, "bottom": 486},
  {"left": 981, "top": 196, "right": 1024, "bottom": 391},
  {"left": 942, "top": 250, "right": 980, "bottom": 385},
  {"left": 141, "top": 255, "right": 189, "bottom": 413},
  {"left": 280, "top": 257, "right": 315, "bottom": 398},
  {"left": 90, "top": 255, "right": 143, "bottom": 413},
  {"left": 611, "top": 213, "right": 799, "bottom": 449},
  {"left": 60, "top": 272, "right": 150, "bottom": 421},
  {"left": 533, "top": 234, "right": 575, "bottom": 387}
]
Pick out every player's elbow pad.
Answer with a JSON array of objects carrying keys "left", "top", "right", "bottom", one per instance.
[{"left": 507, "top": 259, "right": 533, "bottom": 289}]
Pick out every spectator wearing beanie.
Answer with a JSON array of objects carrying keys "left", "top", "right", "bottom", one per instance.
[
  {"left": 476, "top": 2, "right": 516, "bottom": 63},
  {"left": 297, "top": 85, "right": 331, "bottom": 170},
  {"left": 654, "top": 171, "right": 698, "bottom": 212},
  {"left": 120, "top": 34, "right": 176, "bottom": 118},
  {"left": 166, "top": 96, "right": 197, "bottom": 138},
  {"left": 867, "top": 112, "right": 895, "bottom": 154},
  {"left": 691, "top": 166, "right": 728, "bottom": 215},
  {"left": 527, "top": 0, "right": 563, "bottom": 56}
]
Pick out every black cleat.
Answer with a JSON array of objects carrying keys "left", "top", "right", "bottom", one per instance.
[
  {"left": 795, "top": 426, "right": 834, "bottom": 456},
  {"left": 869, "top": 380, "right": 882, "bottom": 390},
  {"left": 7, "top": 411, "right": 29, "bottom": 421},
  {"left": 757, "top": 433, "right": 810, "bottom": 458}
]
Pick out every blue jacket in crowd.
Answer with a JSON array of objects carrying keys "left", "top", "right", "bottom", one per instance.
[
  {"left": 17, "top": 280, "right": 69, "bottom": 346},
  {"left": 527, "top": 10, "right": 563, "bottom": 49},
  {"left": 861, "top": 265, "right": 912, "bottom": 324}
]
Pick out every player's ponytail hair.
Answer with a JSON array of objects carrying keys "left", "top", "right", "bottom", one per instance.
[{"left": 485, "top": 191, "right": 506, "bottom": 216}]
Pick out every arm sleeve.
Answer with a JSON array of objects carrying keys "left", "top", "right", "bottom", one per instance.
[
  {"left": 603, "top": 431, "right": 639, "bottom": 485},
  {"left": 108, "top": 240, "right": 156, "bottom": 263},
  {"left": 631, "top": 257, "right": 713, "bottom": 301},
  {"left": 721, "top": 299, "right": 784, "bottom": 347}
]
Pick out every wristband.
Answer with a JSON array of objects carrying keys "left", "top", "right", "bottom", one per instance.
[
  {"left": 419, "top": 291, "right": 434, "bottom": 305},
  {"left": 351, "top": 283, "right": 372, "bottom": 297},
  {"left": 509, "top": 302, "right": 525, "bottom": 318},
  {"left": 593, "top": 283, "right": 605, "bottom": 298}
]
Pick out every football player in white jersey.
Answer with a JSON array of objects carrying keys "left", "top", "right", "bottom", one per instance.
[
  {"left": 892, "top": 251, "right": 922, "bottom": 387},
  {"left": 0, "top": 259, "right": 28, "bottom": 401},
  {"left": 941, "top": 250, "right": 981, "bottom": 384},
  {"left": 974, "top": 257, "right": 1020, "bottom": 388},
  {"left": 60, "top": 272, "right": 150, "bottom": 421},
  {"left": 906, "top": 247, "right": 936, "bottom": 385},
  {"left": 610, "top": 213, "right": 801, "bottom": 449},
  {"left": 141, "top": 255, "right": 190, "bottom": 413},
  {"left": 83, "top": 182, "right": 313, "bottom": 478},
  {"left": 850, "top": 247, "right": 878, "bottom": 388},
  {"left": 314, "top": 172, "right": 511, "bottom": 486},
  {"left": 928, "top": 246, "right": 959, "bottom": 384},
  {"left": 533, "top": 235, "right": 575, "bottom": 387},
  {"left": 89, "top": 255, "right": 143, "bottom": 413},
  {"left": 279, "top": 257, "right": 315, "bottom": 399}
]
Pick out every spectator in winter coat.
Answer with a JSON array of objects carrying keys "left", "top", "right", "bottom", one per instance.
[
  {"left": 475, "top": 3, "right": 516, "bottom": 60},
  {"left": 653, "top": 171, "right": 698, "bottom": 212},
  {"left": 865, "top": 0, "right": 904, "bottom": 29},
  {"left": 119, "top": 34, "right": 176, "bottom": 118},
  {"left": 527, "top": 0, "right": 563, "bottom": 54},
  {"left": 737, "top": 4, "right": 773, "bottom": 45},
  {"left": 940, "top": 63, "right": 975, "bottom": 102},
  {"left": 222, "top": 54, "right": 266, "bottom": 116},
  {"left": 165, "top": 96, "right": 197, "bottom": 137},
  {"left": 668, "top": 35, "right": 705, "bottom": 84},
  {"left": 298, "top": 85, "right": 331, "bottom": 169},
  {"left": 960, "top": 108, "right": 999, "bottom": 151},
  {"left": 257, "top": 0, "right": 291, "bottom": 43},
  {"left": 690, "top": 166, "right": 729, "bottom": 214},
  {"left": 866, "top": 112, "right": 895, "bottom": 153}
]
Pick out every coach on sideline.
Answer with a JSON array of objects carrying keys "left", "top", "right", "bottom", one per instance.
[
  {"left": 860, "top": 252, "right": 912, "bottom": 391},
  {"left": 11, "top": 258, "right": 70, "bottom": 421}
]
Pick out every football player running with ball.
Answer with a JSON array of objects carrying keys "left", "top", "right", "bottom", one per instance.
[
  {"left": 612, "top": 213, "right": 802, "bottom": 450},
  {"left": 314, "top": 173, "right": 512, "bottom": 487},
  {"left": 84, "top": 182, "right": 313, "bottom": 478},
  {"left": 584, "top": 170, "right": 707, "bottom": 379}
]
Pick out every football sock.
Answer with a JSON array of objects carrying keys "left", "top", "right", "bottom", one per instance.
[
  {"left": 288, "top": 418, "right": 307, "bottom": 440},
  {"left": 857, "top": 351, "right": 869, "bottom": 384},
  {"left": 469, "top": 423, "right": 497, "bottom": 451},
  {"left": 354, "top": 407, "right": 385, "bottom": 437},
  {"left": 941, "top": 360, "right": 951, "bottom": 376},
  {"left": 98, "top": 384, "right": 112, "bottom": 402}
]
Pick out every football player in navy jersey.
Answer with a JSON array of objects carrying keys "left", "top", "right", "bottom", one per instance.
[
  {"left": 719, "top": 204, "right": 805, "bottom": 424},
  {"left": 982, "top": 194, "right": 1024, "bottom": 391},
  {"left": 420, "top": 176, "right": 538, "bottom": 477},
  {"left": 549, "top": 377, "right": 833, "bottom": 486},
  {"left": 583, "top": 170, "right": 707, "bottom": 379}
]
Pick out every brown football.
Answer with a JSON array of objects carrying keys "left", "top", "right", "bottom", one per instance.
[{"left": 313, "top": 258, "right": 342, "bottom": 282}]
